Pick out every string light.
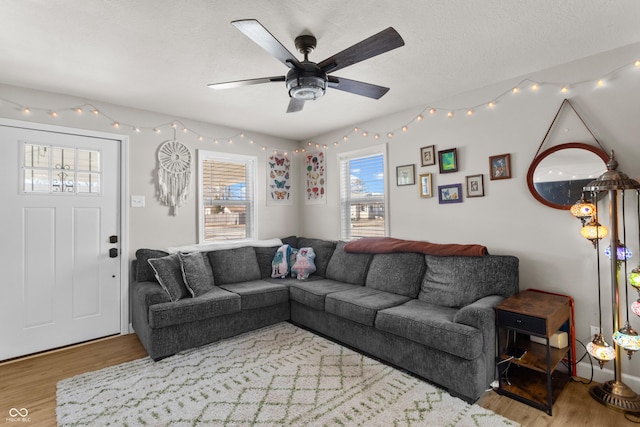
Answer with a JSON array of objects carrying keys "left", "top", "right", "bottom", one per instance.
[{"left": 2, "top": 58, "right": 638, "bottom": 155}]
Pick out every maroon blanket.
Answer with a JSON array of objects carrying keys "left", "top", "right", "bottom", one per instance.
[{"left": 343, "top": 237, "right": 487, "bottom": 257}]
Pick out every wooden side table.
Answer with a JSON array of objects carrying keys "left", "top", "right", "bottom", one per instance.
[{"left": 494, "top": 290, "right": 572, "bottom": 415}]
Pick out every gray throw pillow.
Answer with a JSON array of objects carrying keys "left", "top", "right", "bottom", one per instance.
[
  {"left": 179, "top": 252, "right": 216, "bottom": 297},
  {"left": 135, "top": 248, "right": 169, "bottom": 282},
  {"left": 147, "top": 254, "right": 190, "bottom": 302}
]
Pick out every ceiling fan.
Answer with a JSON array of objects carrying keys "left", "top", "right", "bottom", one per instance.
[{"left": 208, "top": 19, "right": 405, "bottom": 113}]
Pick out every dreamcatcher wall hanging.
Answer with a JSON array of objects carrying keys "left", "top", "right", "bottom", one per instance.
[{"left": 157, "top": 137, "right": 192, "bottom": 216}]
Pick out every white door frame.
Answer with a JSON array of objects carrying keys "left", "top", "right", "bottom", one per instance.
[{"left": 0, "top": 117, "right": 130, "bottom": 336}]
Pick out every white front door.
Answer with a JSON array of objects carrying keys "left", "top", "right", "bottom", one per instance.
[{"left": 0, "top": 121, "right": 123, "bottom": 361}]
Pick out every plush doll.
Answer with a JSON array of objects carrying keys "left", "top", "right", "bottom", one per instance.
[
  {"left": 291, "top": 247, "right": 316, "bottom": 280},
  {"left": 271, "top": 244, "right": 296, "bottom": 278}
]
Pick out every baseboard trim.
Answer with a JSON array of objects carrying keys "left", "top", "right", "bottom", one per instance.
[{"left": 576, "top": 361, "right": 640, "bottom": 391}]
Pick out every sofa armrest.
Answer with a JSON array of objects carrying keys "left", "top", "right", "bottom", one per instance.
[
  {"left": 131, "top": 281, "right": 171, "bottom": 312},
  {"left": 453, "top": 295, "right": 503, "bottom": 330}
]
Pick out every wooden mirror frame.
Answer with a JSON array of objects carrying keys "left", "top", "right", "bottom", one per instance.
[{"left": 526, "top": 142, "right": 608, "bottom": 210}]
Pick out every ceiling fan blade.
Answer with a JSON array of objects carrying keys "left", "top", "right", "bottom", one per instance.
[
  {"left": 208, "top": 76, "right": 285, "bottom": 90},
  {"left": 327, "top": 76, "right": 390, "bottom": 99},
  {"left": 231, "top": 19, "right": 302, "bottom": 69},
  {"left": 287, "top": 98, "right": 305, "bottom": 113},
  {"left": 318, "top": 27, "right": 404, "bottom": 74}
]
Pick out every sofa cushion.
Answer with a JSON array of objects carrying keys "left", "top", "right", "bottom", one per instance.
[
  {"left": 136, "top": 248, "right": 169, "bottom": 282},
  {"left": 219, "top": 280, "right": 289, "bottom": 310},
  {"left": 253, "top": 246, "right": 279, "bottom": 279},
  {"left": 325, "top": 241, "right": 372, "bottom": 285},
  {"left": 296, "top": 237, "right": 336, "bottom": 277},
  {"left": 148, "top": 286, "right": 241, "bottom": 328},
  {"left": 208, "top": 246, "right": 261, "bottom": 285},
  {"left": 326, "top": 287, "right": 411, "bottom": 326},
  {"left": 281, "top": 235, "right": 299, "bottom": 248},
  {"left": 178, "top": 252, "right": 215, "bottom": 297},
  {"left": 289, "top": 279, "right": 361, "bottom": 311},
  {"left": 365, "top": 253, "right": 426, "bottom": 298},
  {"left": 419, "top": 255, "right": 519, "bottom": 308},
  {"left": 375, "top": 299, "right": 483, "bottom": 360},
  {"left": 147, "top": 254, "right": 190, "bottom": 302}
]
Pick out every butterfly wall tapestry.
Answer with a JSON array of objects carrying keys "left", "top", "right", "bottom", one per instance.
[
  {"left": 305, "top": 151, "right": 326, "bottom": 204},
  {"left": 267, "top": 154, "right": 292, "bottom": 205}
]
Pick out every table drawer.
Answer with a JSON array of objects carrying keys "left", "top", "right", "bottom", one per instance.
[{"left": 497, "top": 310, "right": 546, "bottom": 335}]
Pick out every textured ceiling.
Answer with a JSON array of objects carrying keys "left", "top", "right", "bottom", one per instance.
[{"left": 1, "top": 1, "right": 639, "bottom": 140}]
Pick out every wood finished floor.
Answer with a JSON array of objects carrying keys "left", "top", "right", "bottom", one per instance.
[{"left": 1, "top": 333, "right": 638, "bottom": 426}]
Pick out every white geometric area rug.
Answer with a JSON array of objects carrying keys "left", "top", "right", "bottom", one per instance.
[{"left": 57, "top": 322, "right": 518, "bottom": 426}]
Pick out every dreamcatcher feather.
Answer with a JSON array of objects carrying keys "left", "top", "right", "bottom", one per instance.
[{"left": 157, "top": 139, "right": 192, "bottom": 216}]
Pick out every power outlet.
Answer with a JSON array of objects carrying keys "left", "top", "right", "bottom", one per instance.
[{"left": 591, "top": 325, "right": 601, "bottom": 337}]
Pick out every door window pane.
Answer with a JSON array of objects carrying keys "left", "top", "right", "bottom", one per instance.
[{"left": 22, "top": 143, "right": 101, "bottom": 195}]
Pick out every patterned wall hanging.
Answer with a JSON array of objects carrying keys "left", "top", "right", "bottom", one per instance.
[
  {"left": 305, "top": 151, "right": 326, "bottom": 204},
  {"left": 267, "top": 153, "right": 292, "bottom": 205},
  {"left": 157, "top": 139, "right": 192, "bottom": 215}
]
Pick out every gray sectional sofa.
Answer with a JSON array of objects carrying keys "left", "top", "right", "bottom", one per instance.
[{"left": 130, "top": 236, "right": 518, "bottom": 402}]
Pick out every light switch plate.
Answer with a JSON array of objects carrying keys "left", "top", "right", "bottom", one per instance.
[{"left": 131, "top": 195, "right": 145, "bottom": 208}]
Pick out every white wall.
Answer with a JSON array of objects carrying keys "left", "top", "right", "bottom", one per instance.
[
  {"left": 301, "top": 43, "right": 640, "bottom": 378},
  {"left": 0, "top": 84, "right": 301, "bottom": 260},
  {"left": 2, "top": 41, "right": 640, "bottom": 380}
]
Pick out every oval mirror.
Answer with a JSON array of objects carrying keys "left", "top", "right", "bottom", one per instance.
[{"left": 527, "top": 142, "right": 608, "bottom": 210}]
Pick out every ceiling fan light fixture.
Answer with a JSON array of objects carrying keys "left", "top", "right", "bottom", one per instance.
[{"left": 287, "top": 74, "right": 326, "bottom": 101}]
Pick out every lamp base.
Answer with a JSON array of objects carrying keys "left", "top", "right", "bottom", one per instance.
[{"left": 590, "top": 380, "right": 640, "bottom": 413}]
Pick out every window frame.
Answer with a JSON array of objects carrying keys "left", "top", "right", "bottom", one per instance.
[
  {"left": 197, "top": 149, "right": 257, "bottom": 243},
  {"left": 338, "top": 144, "right": 389, "bottom": 240}
]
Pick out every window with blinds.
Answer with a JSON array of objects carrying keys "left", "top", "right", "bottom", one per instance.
[
  {"left": 198, "top": 151, "right": 256, "bottom": 242},
  {"left": 338, "top": 145, "right": 388, "bottom": 239}
]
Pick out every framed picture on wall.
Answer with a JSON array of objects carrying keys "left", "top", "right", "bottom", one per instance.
[
  {"left": 466, "top": 174, "right": 484, "bottom": 197},
  {"left": 438, "top": 148, "right": 458, "bottom": 173},
  {"left": 489, "top": 153, "right": 511, "bottom": 180},
  {"left": 396, "top": 164, "right": 415, "bottom": 186},
  {"left": 438, "top": 183, "right": 463, "bottom": 204},
  {"left": 419, "top": 173, "right": 432, "bottom": 198},
  {"left": 420, "top": 145, "right": 436, "bottom": 166}
]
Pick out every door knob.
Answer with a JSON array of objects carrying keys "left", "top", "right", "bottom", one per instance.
[{"left": 109, "top": 248, "right": 118, "bottom": 258}]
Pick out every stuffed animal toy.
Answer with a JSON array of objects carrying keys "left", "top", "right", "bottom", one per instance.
[{"left": 291, "top": 247, "right": 316, "bottom": 280}]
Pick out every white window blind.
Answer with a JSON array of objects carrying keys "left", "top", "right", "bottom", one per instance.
[
  {"left": 339, "top": 145, "right": 388, "bottom": 239},
  {"left": 198, "top": 151, "right": 256, "bottom": 242}
]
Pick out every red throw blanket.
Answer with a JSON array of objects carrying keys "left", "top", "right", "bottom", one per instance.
[{"left": 343, "top": 237, "right": 487, "bottom": 257}]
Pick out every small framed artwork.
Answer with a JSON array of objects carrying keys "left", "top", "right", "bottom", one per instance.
[
  {"left": 466, "top": 174, "right": 484, "bottom": 197},
  {"left": 489, "top": 153, "right": 511, "bottom": 180},
  {"left": 438, "top": 183, "right": 463, "bottom": 204},
  {"left": 438, "top": 148, "right": 458, "bottom": 174},
  {"left": 419, "top": 173, "right": 432, "bottom": 198},
  {"left": 396, "top": 164, "right": 415, "bottom": 186},
  {"left": 420, "top": 145, "right": 436, "bottom": 167}
]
